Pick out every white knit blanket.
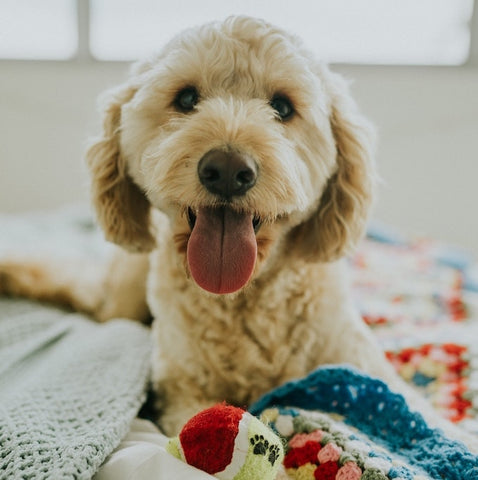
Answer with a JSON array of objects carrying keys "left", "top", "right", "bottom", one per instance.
[{"left": 0, "top": 298, "right": 152, "bottom": 480}]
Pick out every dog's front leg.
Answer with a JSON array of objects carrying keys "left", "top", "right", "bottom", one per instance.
[{"left": 153, "top": 374, "right": 217, "bottom": 436}]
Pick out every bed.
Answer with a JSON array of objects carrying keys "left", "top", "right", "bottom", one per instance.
[{"left": 1, "top": 205, "right": 477, "bottom": 480}]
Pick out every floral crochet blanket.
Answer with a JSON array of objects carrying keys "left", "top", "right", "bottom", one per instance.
[
  {"left": 352, "top": 223, "right": 478, "bottom": 432},
  {"left": 250, "top": 367, "right": 478, "bottom": 480},
  {"left": 248, "top": 224, "right": 478, "bottom": 480}
]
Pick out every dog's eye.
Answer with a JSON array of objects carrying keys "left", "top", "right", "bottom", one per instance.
[
  {"left": 270, "top": 95, "right": 294, "bottom": 120},
  {"left": 175, "top": 87, "right": 199, "bottom": 112}
]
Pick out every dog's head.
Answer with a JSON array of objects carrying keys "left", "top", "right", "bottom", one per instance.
[{"left": 86, "top": 16, "right": 375, "bottom": 295}]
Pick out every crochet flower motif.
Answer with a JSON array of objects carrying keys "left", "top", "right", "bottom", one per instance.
[
  {"left": 263, "top": 408, "right": 429, "bottom": 480},
  {"left": 386, "top": 343, "right": 472, "bottom": 422},
  {"left": 284, "top": 434, "right": 360, "bottom": 480}
]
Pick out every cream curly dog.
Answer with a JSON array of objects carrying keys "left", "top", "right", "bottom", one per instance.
[{"left": 2, "top": 16, "right": 477, "bottom": 449}]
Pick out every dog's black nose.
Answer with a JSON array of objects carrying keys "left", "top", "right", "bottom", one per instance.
[{"left": 198, "top": 149, "right": 258, "bottom": 199}]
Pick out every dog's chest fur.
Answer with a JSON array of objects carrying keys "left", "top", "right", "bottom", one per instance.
[{"left": 148, "top": 239, "right": 351, "bottom": 406}]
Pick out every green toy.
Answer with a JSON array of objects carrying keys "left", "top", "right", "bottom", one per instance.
[{"left": 167, "top": 403, "right": 284, "bottom": 480}]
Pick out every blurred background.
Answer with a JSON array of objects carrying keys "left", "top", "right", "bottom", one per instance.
[{"left": 0, "top": 0, "right": 477, "bottom": 255}]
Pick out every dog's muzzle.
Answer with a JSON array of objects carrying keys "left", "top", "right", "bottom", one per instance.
[{"left": 185, "top": 149, "right": 260, "bottom": 295}]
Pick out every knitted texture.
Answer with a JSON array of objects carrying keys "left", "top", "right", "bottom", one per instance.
[
  {"left": 0, "top": 298, "right": 152, "bottom": 480},
  {"left": 250, "top": 366, "right": 478, "bottom": 480}
]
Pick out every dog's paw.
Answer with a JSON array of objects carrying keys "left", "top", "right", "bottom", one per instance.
[{"left": 0, "top": 261, "right": 26, "bottom": 296}]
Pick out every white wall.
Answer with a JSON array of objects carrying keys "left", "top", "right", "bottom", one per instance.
[
  {"left": 337, "top": 65, "right": 478, "bottom": 256},
  {"left": 0, "top": 61, "right": 128, "bottom": 213},
  {"left": 1, "top": 61, "right": 477, "bottom": 255}
]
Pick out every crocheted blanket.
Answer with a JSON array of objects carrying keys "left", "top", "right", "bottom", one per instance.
[
  {"left": 250, "top": 367, "right": 478, "bottom": 480},
  {"left": 1, "top": 207, "right": 478, "bottom": 480},
  {"left": 246, "top": 224, "right": 478, "bottom": 480},
  {"left": 352, "top": 223, "right": 478, "bottom": 433},
  {"left": 0, "top": 298, "right": 152, "bottom": 480}
]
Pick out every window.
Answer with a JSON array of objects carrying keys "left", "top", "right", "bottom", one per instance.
[
  {"left": 0, "top": 0, "right": 475, "bottom": 65},
  {"left": 0, "top": 0, "right": 77, "bottom": 60},
  {"left": 89, "top": 0, "right": 474, "bottom": 65}
]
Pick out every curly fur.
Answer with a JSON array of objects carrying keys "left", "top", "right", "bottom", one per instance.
[{"left": 82, "top": 17, "right": 384, "bottom": 432}]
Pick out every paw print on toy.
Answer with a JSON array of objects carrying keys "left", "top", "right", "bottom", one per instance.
[
  {"left": 250, "top": 434, "right": 281, "bottom": 466},
  {"left": 268, "top": 444, "right": 282, "bottom": 466},
  {"left": 250, "top": 433, "right": 269, "bottom": 455}
]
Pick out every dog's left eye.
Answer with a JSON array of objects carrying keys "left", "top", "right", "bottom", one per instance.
[
  {"left": 270, "top": 95, "right": 294, "bottom": 120},
  {"left": 175, "top": 87, "right": 199, "bottom": 112}
]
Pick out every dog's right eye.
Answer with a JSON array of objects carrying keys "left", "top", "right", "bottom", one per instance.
[
  {"left": 270, "top": 95, "right": 294, "bottom": 121},
  {"left": 174, "top": 87, "right": 199, "bottom": 112}
]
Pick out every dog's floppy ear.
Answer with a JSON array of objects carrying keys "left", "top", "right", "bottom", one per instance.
[
  {"left": 86, "top": 83, "right": 155, "bottom": 252},
  {"left": 291, "top": 70, "right": 376, "bottom": 262}
]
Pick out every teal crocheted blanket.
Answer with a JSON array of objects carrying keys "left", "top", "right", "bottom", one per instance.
[
  {"left": 0, "top": 299, "right": 152, "bottom": 480},
  {"left": 250, "top": 366, "right": 478, "bottom": 480}
]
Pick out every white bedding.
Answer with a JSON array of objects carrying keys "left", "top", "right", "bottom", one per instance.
[{"left": 95, "top": 419, "right": 215, "bottom": 480}]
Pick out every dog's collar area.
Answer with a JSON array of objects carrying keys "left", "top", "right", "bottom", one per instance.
[{"left": 187, "top": 207, "right": 261, "bottom": 234}]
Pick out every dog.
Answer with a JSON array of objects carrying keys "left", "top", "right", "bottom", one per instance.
[{"left": 1, "top": 16, "right": 478, "bottom": 450}]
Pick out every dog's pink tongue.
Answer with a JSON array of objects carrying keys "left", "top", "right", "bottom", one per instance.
[{"left": 187, "top": 207, "right": 257, "bottom": 294}]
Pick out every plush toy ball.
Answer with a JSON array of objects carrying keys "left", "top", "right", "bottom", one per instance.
[{"left": 167, "top": 403, "right": 284, "bottom": 480}]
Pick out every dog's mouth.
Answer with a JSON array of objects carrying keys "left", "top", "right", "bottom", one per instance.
[
  {"left": 187, "top": 208, "right": 261, "bottom": 233},
  {"left": 186, "top": 206, "right": 262, "bottom": 295}
]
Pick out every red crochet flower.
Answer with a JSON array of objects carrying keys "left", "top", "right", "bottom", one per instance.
[
  {"left": 284, "top": 441, "right": 322, "bottom": 468},
  {"left": 314, "top": 460, "right": 340, "bottom": 480}
]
